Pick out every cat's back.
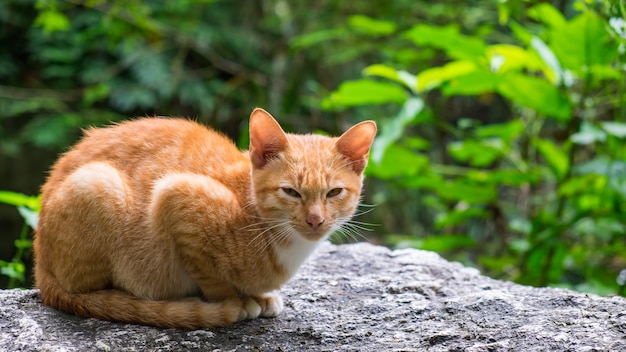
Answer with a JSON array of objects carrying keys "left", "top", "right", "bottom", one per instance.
[{"left": 42, "top": 118, "right": 247, "bottom": 197}]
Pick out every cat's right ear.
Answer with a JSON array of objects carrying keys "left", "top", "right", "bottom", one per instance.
[{"left": 249, "top": 108, "right": 288, "bottom": 169}]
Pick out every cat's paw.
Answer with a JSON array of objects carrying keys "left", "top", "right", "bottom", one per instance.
[
  {"left": 253, "top": 292, "right": 284, "bottom": 318},
  {"left": 241, "top": 297, "right": 262, "bottom": 320},
  {"left": 223, "top": 297, "right": 261, "bottom": 322}
]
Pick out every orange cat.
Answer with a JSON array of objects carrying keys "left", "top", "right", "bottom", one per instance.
[{"left": 33, "top": 108, "right": 376, "bottom": 329}]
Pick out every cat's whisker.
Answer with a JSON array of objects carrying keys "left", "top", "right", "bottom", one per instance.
[
  {"left": 331, "top": 216, "right": 376, "bottom": 245},
  {"left": 251, "top": 224, "right": 296, "bottom": 259},
  {"left": 344, "top": 220, "right": 373, "bottom": 232},
  {"left": 247, "top": 218, "right": 298, "bottom": 256},
  {"left": 345, "top": 220, "right": 379, "bottom": 228},
  {"left": 352, "top": 207, "right": 377, "bottom": 217},
  {"left": 239, "top": 218, "right": 285, "bottom": 231},
  {"left": 337, "top": 214, "right": 377, "bottom": 230},
  {"left": 272, "top": 226, "right": 295, "bottom": 249},
  {"left": 357, "top": 202, "right": 377, "bottom": 208},
  {"left": 342, "top": 224, "right": 369, "bottom": 239},
  {"left": 247, "top": 221, "right": 291, "bottom": 247},
  {"left": 334, "top": 226, "right": 363, "bottom": 244}
]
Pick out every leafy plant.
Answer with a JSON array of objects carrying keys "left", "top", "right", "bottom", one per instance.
[
  {"left": 324, "top": 3, "right": 626, "bottom": 295},
  {"left": 0, "top": 191, "right": 40, "bottom": 288}
]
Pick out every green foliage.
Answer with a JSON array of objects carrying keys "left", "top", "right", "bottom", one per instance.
[
  {"left": 2, "top": 0, "right": 626, "bottom": 297},
  {"left": 324, "top": 2, "right": 626, "bottom": 295},
  {"left": 0, "top": 191, "right": 40, "bottom": 288},
  {"left": 1, "top": 0, "right": 309, "bottom": 155}
]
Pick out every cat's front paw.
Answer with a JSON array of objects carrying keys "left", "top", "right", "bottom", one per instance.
[
  {"left": 254, "top": 292, "right": 284, "bottom": 318},
  {"left": 223, "top": 297, "right": 261, "bottom": 322},
  {"left": 242, "top": 297, "right": 262, "bottom": 320}
]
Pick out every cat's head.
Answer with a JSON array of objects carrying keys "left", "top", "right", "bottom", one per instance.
[{"left": 249, "top": 108, "right": 376, "bottom": 242}]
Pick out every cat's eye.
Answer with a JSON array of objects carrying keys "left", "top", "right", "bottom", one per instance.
[
  {"left": 326, "top": 188, "right": 343, "bottom": 198},
  {"left": 281, "top": 187, "right": 301, "bottom": 198}
]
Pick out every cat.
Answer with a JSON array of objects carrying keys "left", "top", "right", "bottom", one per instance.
[{"left": 33, "top": 108, "right": 376, "bottom": 329}]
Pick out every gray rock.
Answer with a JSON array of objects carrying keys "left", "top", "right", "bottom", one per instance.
[{"left": 1, "top": 242, "right": 625, "bottom": 351}]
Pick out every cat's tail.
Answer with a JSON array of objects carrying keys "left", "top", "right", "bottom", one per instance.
[{"left": 36, "top": 270, "right": 248, "bottom": 329}]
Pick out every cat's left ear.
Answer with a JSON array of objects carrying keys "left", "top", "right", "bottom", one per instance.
[
  {"left": 336, "top": 120, "right": 377, "bottom": 174},
  {"left": 249, "top": 108, "right": 288, "bottom": 169}
]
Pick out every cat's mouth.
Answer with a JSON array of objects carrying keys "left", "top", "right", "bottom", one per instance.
[
  {"left": 298, "top": 226, "right": 331, "bottom": 242},
  {"left": 281, "top": 218, "right": 333, "bottom": 242}
]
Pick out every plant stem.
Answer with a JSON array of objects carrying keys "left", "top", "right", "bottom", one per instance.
[{"left": 7, "top": 222, "right": 29, "bottom": 289}]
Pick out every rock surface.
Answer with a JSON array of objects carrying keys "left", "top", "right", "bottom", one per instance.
[{"left": 1, "top": 242, "right": 625, "bottom": 351}]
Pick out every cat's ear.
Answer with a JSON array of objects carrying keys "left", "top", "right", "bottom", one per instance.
[
  {"left": 249, "top": 108, "right": 288, "bottom": 169},
  {"left": 336, "top": 120, "right": 377, "bottom": 174}
]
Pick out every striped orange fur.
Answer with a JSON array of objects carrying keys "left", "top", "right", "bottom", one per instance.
[{"left": 33, "top": 108, "right": 376, "bottom": 329}]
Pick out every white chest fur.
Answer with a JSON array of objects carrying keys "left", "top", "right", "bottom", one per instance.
[{"left": 275, "top": 235, "right": 323, "bottom": 277}]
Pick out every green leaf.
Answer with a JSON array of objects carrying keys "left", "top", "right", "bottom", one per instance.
[
  {"left": 601, "top": 122, "right": 626, "bottom": 138},
  {"left": 109, "top": 85, "right": 157, "bottom": 112},
  {"left": 14, "top": 239, "right": 33, "bottom": 250},
  {"left": 0, "top": 261, "right": 25, "bottom": 281},
  {"left": 1, "top": 99, "right": 64, "bottom": 118},
  {"left": 384, "top": 234, "right": 422, "bottom": 249},
  {"left": 371, "top": 97, "right": 425, "bottom": 164},
  {"left": 547, "top": 243, "right": 567, "bottom": 283},
  {"left": 589, "top": 65, "right": 621, "bottom": 82},
  {"left": 18, "top": 206, "right": 39, "bottom": 230},
  {"left": 347, "top": 15, "right": 396, "bottom": 36},
  {"left": 533, "top": 138, "right": 569, "bottom": 179},
  {"left": 523, "top": 242, "right": 549, "bottom": 284},
  {"left": 570, "top": 122, "right": 606, "bottom": 144},
  {"left": 323, "top": 79, "right": 407, "bottom": 109},
  {"left": 405, "top": 137, "right": 431, "bottom": 151},
  {"left": 549, "top": 11, "right": 618, "bottom": 74},
  {"left": 448, "top": 139, "right": 503, "bottom": 167},
  {"left": 418, "top": 234, "right": 476, "bottom": 252},
  {"left": 497, "top": 1, "right": 511, "bottom": 25},
  {"left": 404, "top": 174, "right": 444, "bottom": 190},
  {"left": 404, "top": 24, "right": 487, "bottom": 60},
  {"left": 530, "top": 36, "right": 563, "bottom": 85},
  {"left": 475, "top": 120, "right": 525, "bottom": 142},
  {"left": 574, "top": 158, "right": 626, "bottom": 198},
  {"left": 528, "top": 3, "right": 566, "bottom": 29},
  {"left": 179, "top": 80, "right": 213, "bottom": 116},
  {"left": 417, "top": 60, "right": 478, "bottom": 92},
  {"left": 479, "top": 255, "right": 517, "bottom": 272},
  {"left": 0, "top": 191, "right": 41, "bottom": 211},
  {"left": 575, "top": 217, "right": 625, "bottom": 239},
  {"left": 509, "top": 219, "right": 532, "bottom": 236},
  {"left": 34, "top": 9, "right": 71, "bottom": 33},
  {"left": 363, "top": 64, "right": 417, "bottom": 92},
  {"left": 22, "top": 114, "right": 82, "bottom": 148},
  {"left": 558, "top": 174, "right": 605, "bottom": 197},
  {"left": 366, "top": 144, "right": 429, "bottom": 179},
  {"left": 435, "top": 181, "right": 497, "bottom": 204},
  {"left": 83, "top": 83, "right": 111, "bottom": 107},
  {"left": 442, "top": 69, "right": 499, "bottom": 96},
  {"left": 290, "top": 28, "right": 347, "bottom": 49},
  {"left": 131, "top": 53, "right": 173, "bottom": 98},
  {"left": 435, "top": 208, "right": 488, "bottom": 229},
  {"left": 467, "top": 169, "right": 540, "bottom": 186},
  {"left": 509, "top": 20, "right": 533, "bottom": 46},
  {"left": 488, "top": 44, "right": 541, "bottom": 73},
  {"left": 497, "top": 73, "right": 571, "bottom": 121}
]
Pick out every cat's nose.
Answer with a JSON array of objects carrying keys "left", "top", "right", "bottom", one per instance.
[{"left": 306, "top": 213, "right": 324, "bottom": 231}]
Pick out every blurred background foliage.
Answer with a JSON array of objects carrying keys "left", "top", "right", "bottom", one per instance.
[{"left": 1, "top": 0, "right": 625, "bottom": 296}]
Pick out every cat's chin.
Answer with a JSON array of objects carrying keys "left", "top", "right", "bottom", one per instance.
[{"left": 298, "top": 229, "right": 330, "bottom": 242}]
